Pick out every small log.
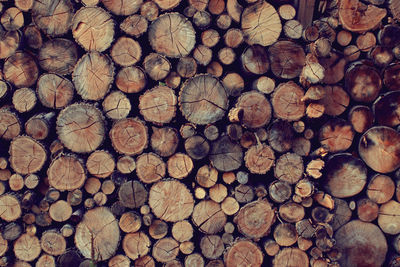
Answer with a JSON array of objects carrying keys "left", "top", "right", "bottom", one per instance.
[
  {"left": 143, "top": 53, "right": 171, "bottom": 81},
  {"left": 335, "top": 220, "right": 387, "bottom": 267},
  {"left": 134, "top": 255, "right": 155, "bottom": 267},
  {"left": 167, "top": 153, "right": 193, "bottom": 179},
  {"left": 224, "top": 240, "right": 263, "bottom": 267},
  {"left": 192, "top": 200, "right": 226, "bottom": 234},
  {"left": 152, "top": 238, "right": 179, "bottom": 263},
  {"left": 139, "top": 86, "right": 177, "bottom": 125},
  {"left": 318, "top": 85, "right": 349, "bottom": 116},
  {"left": 36, "top": 74, "right": 74, "bottom": 109},
  {"left": 102, "top": 0, "right": 142, "bottom": 15},
  {"left": 273, "top": 247, "right": 309, "bottom": 267},
  {"left": 267, "top": 120, "right": 293, "bottom": 153},
  {"left": 193, "top": 11, "right": 212, "bottom": 28},
  {"left": 75, "top": 207, "right": 120, "bottom": 261},
  {"left": 102, "top": 91, "right": 131, "bottom": 120},
  {"left": 279, "top": 202, "right": 305, "bottom": 223},
  {"left": 269, "top": 180, "right": 292, "bottom": 203},
  {"left": 241, "top": 1, "right": 281, "bottom": 46},
  {"left": 38, "top": 38, "right": 78, "bottom": 75},
  {"left": 72, "top": 7, "right": 114, "bottom": 52},
  {"left": 36, "top": 254, "right": 56, "bottom": 267},
  {"left": 271, "top": 81, "right": 305, "bottom": 121},
  {"left": 109, "top": 118, "right": 148, "bottom": 156},
  {"left": 274, "top": 223, "right": 298, "bottom": 246},
  {"left": 148, "top": 13, "right": 195, "bottom": 58},
  {"left": 140, "top": 1, "right": 159, "bottom": 21},
  {"left": 224, "top": 28, "right": 243, "bottom": 48},
  {"left": 234, "top": 184, "right": 254, "bottom": 203},
  {"left": 209, "top": 184, "right": 227, "bottom": 203},
  {"left": 216, "top": 14, "right": 231, "bottom": 30},
  {"left": 0, "top": 109, "right": 21, "bottom": 140},
  {"left": 3, "top": 52, "right": 38, "bottom": 88},
  {"left": 119, "top": 181, "right": 147, "bottom": 209},
  {"left": 85, "top": 178, "right": 101, "bottom": 195},
  {"left": 136, "top": 152, "right": 165, "bottom": 184},
  {"left": 86, "top": 150, "right": 115, "bottom": 178},
  {"left": 200, "top": 235, "right": 224, "bottom": 259},
  {"left": 11, "top": 88, "right": 36, "bottom": 113},
  {"left": 179, "top": 74, "right": 228, "bottom": 125},
  {"left": 234, "top": 91, "right": 272, "bottom": 128},
  {"left": 201, "top": 29, "right": 220, "bottom": 48},
  {"left": 378, "top": 200, "right": 400, "bottom": 235},
  {"left": 356, "top": 32, "right": 376, "bottom": 52},
  {"left": 324, "top": 153, "right": 367, "bottom": 198},
  {"left": 345, "top": 62, "right": 382, "bottom": 103},
  {"left": 101, "top": 180, "right": 115, "bottom": 195},
  {"left": 0, "top": 194, "right": 21, "bottom": 222},
  {"left": 336, "top": 30, "right": 352, "bottom": 46},
  {"left": 116, "top": 66, "right": 146, "bottom": 94},
  {"left": 319, "top": 118, "right": 354, "bottom": 153},
  {"left": 23, "top": 25, "right": 42, "bottom": 50},
  {"left": 244, "top": 144, "right": 275, "bottom": 174},
  {"left": 108, "top": 255, "right": 131, "bottom": 267},
  {"left": 150, "top": 127, "right": 179, "bottom": 157},
  {"left": 122, "top": 232, "right": 151, "bottom": 260},
  {"left": 165, "top": 71, "right": 181, "bottom": 88},
  {"left": 370, "top": 46, "right": 394, "bottom": 67},
  {"left": 0, "top": 30, "right": 20, "bottom": 59},
  {"left": 49, "top": 200, "right": 72, "bottom": 222},
  {"left": 218, "top": 47, "right": 235, "bottom": 65},
  {"left": 117, "top": 156, "right": 136, "bottom": 174},
  {"left": 348, "top": 105, "right": 374, "bottom": 133},
  {"left": 25, "top": 113, "right": 53, "bottom": 140},
  {"left": 204, "top": 125, "right": 219, "bottom": 141},
  {"left": 40, "top": 230, "right": 66, "bottom": 256},
  {"left": 373, "top": 91, "right": 400, "bottom": 127},
  {"left": 149, "top": 180, "right": 194, "bottom": 222},
  {"left": 268, "top": 40, "right": 305, "bottom": 79},
  {"left": 209, "top": 135, "right": 242, "bottom": 172},
  {"left": 32, "top": 0, "right": 74, "bottom": 36},
  {"left": 172, "top": 220, "right": 193, "bottom": 242},
  {"left": 357, "top": 198, "right": 379, "bottom": 222},
  {"left": 110, "top": 37, "right": 141, "bottom": 67},
  {"left": 339, "top": 0, "right": 386, "bottom": 32},
  {"left": 47, "top": 155, "right": 86, "bottom": 191},
  {"left": 119, "top": 212, "right": 141, "bottom": 233},
  {"left": 185, "top": 135, "right": 210, "bottom": 160},
  {"left": 367, "top": 174, "right": 395, "bottom": 204},
  {"left": 241, "top": 45, "right": 269, "bottom": 75},
  {"left": 279, "top": 4, "right": 296, "bottom": 20},
  {"left": 284, "top": 20, "right": 303, "bottom": 39},
  {"left": 177, "top": 57, "right": 197, "bottom": 78},
  {"left": 359, "top": 126, "right": 400, "bottom": 173},
  {"left": 13, "top": 234, "right": 41, "bottom": 262},
  {"left": 274, "top": 152, "right": 303, "bottom": 184},
  {"left": 207, "top": 61, "right": 223, "bottom": 77},
  {"left": 252, "top": 76, "right": 275, "bottom": 95},
  {"left": 72, "top": 52, "right": 114, "bottom": 101},
  {"left": 9, "top": 136, "right": 46, "bottom": 175},
  {"left": 193, "top": 45, "right": 213, "bottom": 66},
  {"left": 306, "top": 159, "right": 324, "bottom": 179},
  {"left": 120, "top": 14, "right": 148, "bottom": 37}
]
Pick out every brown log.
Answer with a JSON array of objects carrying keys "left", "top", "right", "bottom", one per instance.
[
  {"left": 373, "top": 91, "right": 400, "bottom": 127},
  {"left": 193, "top": 45, "right": 212, "bottom": 66},
  {"left": 279, "top": 202, "right": 305, "bottom": 223},
  {"left": 122, "top": 232, "right": 150, "bottom": 260},
  {"left": 167, "top": 153, "right": 193, "bottom": 179},
  {"left": 102, "top": 91, "right": 131, "bottom": 120},
  {"left": 108, "top": 255, "right": 131, "bottom": 267},
  {"left": 9, "top": 136, "right": 46, "bottom": 175},
  {"left": 319, "top": 52, "right": 346, "bottom": 85},
  {"left": 38, "top": 38, "right": 77, "bottom": 75},
  {"left": 140, "top": 1, "right": 159, "bottom": 21},
  {"left": 152, "top": 238, "right": 179, "bottom": 263},
  {"left": 234, "top": 91, "right": 272, "bottom": 129},
  {"left": 172, "top": 220, "right": 193, "bottom": 242},
  {"left": 184, "top": 135, "right": 210, "bottom": 160},
  {"left": 370, "top": 46, "right": 394, "bottom": 67},
  {"left": 267, "top": 120, "right": 293, "bottom": 153},
  {"left": 0, "top": 30, "right": 20, "bottom": 59},
  {"left": 115, "top": 66, "right": 146, "bottom": 94},
  {"left": 252, "top": 76, "right": 275, "bottom": 95},
  {"left": 13, "top": 234, "right": 41, "bottom": 262},
  {"left": 336, "top": 30, "right": 352, "bottom": 46},
  {"left": 120, "top": 14, "right": 148, "bottom": 38},
  {"left": 0, "top": 194, "right": 21, "bottom": 222},
  {"left": 274, "top": 223, "right": 298, "bottom": 246},
  {"left": 324, "top": 153, "right": 367, "bottom": 198},
  {"left": 48, "top": 155, "right": 86, "bottom": 191},
  {"left": 241, "top": 45, "right": 269, "bottom": 75},
  {"left": 348, "top": 105, "right": 374, "bottom": 133},
  {"left": 72, "top": 7, "right": 114, "bottom": 52},
  {"left": 0, "top": 109, "right": 21, "bottom": 140},
  {"left": 193, "top": 11, "right": 211, "bottom": 29},
  {"left": 86, "top": 150, "right": 115, "bottom": 178},
  {"left": 36, "top": 74, "right": 74, "bottom": 109},
  {"left": 143, "top": 53, "right": 171, "bottom": 81},
  {"left": 357, "top": 198, "right": 379, "bottom": 222},
  {"left": 11, "top": 87, "right": 36, "bottom": 113},
  {"left": 119, "top": 211, "right": 141, "bottom": 233},
  {"left": 25, "top": 113, "right": 53, "bottom": 140},
  {"left": 149, "top": 180, "right": 194, "bottom": 222},
  {"left": 359, "top": 126, "right": 400, "bottom": 173},
  {"left": 3, "top": 52, "right": 38, "bottom": 88},
  {"left": 273, "top": 247, "right": 309, "bottom": 267},
  {"left": 201, "top": 29, "right": 220, "bottom": 48},
  {"left": 102, "top": 0, "right": 142, "bottom": 15},
  {"left": 318, "top": 85, "right": 349, "bottom": 116},
  {"left": 268, "top": 40, "right": 305, "bottom": 79},
  {"left": 118, "top": 180, "right": 147, "bottom": 208},
  {"left": 192, "top": 200, "right": 226, "bottom": 234},
  {"left": 207, "top": 61, "right": 223, "bottom": 77},
  {"left": 48, "top": 200, "right": 72, "bottom": 222},
  {"left": 139, "top": 86, "right": 177, "bottom": 125},
  {"left": 23, "top": 25, "right": 42, "bottom": 50},
  {"left": 136, "top": 152, "right": 165, "bottom": 184},
  {"left": 200, "top": 235, "right": 224, "bottom": 259},
  {"left": 209, "top": 135, "right": 242, "bottom": 172},
  {"left": 40, "top": 230, "right": 66, "bottom": 256},
  {"left": 319, "top": 118, "right": 354, "bottom": 153},
  {"left": 36, "top": 254, "right": 56, "bottom": 267},
  {"left": 269, "top": 180, "right": 292, "bottom": 203},
  {"left": 224, "top": 240, "right": 263, "bottom": 267},
  {"left": 335, "top": 220, "right": 387, "bottom": 267},
  {"left": 271, "top": 81, "right": 305, "bottom": 121},
  {"left": 244, "top": 144, "right": 274, "bottom": 174},
  {"left": 367, "top": 174, "right": 395, "bottom": 204},
  {"left": 134, "top": 255, "right": 155, "bottom": 267},
  {"left": 378, "top": 200, "right": 400, "bottom": 235},
  {"left": 110, "top": 37, "right": 141, "bottom": 67},
  {"left": 216, "top": 14, "right": 231, "bottom": 30},
  {"left": 279, "top": 4, "right": 296, "bottom": 20}
]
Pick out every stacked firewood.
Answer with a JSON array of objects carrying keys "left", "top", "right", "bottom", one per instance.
[{"left": 0, "top": 0, "right": 400, "bottom": 266}]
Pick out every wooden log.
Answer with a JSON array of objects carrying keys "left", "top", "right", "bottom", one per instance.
[
  {"left": 324, "top": 153, "right": 367, "bottom": 198},
  {"left": 241, "top": 1, "right": 281, "bottom": 46},
  {"left": 102, "top": 91, "right": 131, "bottom": 120},
  {"left": 143, "top": 53, "right": 171, "bottom": 81},
  {"left": 357, "top": 198, "right": 379, "bottom": 222},
  {"left": 268, "top": 40, "right": 305, "bottom": 79},
  {"left": 0, "top": 109, "right": 21, "bottom": 140},
  {"left": 348, "top": 105, "right": 374, "bottom": 133},
  {"left": 184, "top": 135, "right": 210, "bottom": 160},
  {"left": 36, "top": 254, "right": 56, "bottom": 267},
  {"left": 244, "top": 144, "right": 275, "bottom": 174},
  {"left": 373, "top": 91, "right": 400, "bottom": 127},
  {"left": 115, "top": 66, "right": 146, "bottom": 94},
  {"left": 136, "top": 152, "right": 165, "bottom": 184},
  {"left": 32, "top": 0, "right": 74, "bottom": 36},
  {"left": 271, "top": 81, "right": 305, "bottom": 121},
  {"left": 192, "top": 200, "right": 226, "bottom": 234},
  {"left": 167, "top": 153, "right": 193, "bottom": 179},
  {"left": 108, "top": 255, "right": 130, "bottom": 267},
  {"left": 241, "top": 45, "right": 269, "bottom": 75},
  {"left": 122, "top": 232, "right": 150, "bottom": 260},
  {"left": 318, "top": 85, "right": 349, "bottom": 116},
  {"left": 40, "top": 230, "right": 66, "bottom": 256},
  {"left": 86, "top": 151, "right": 115, "bottom": 178},
  {"left": 38, "top": 38, "right": 77, "bottom": 75},
  {"left": 140, "top": 1, "right": 159, "bottom": 21},
  {"left": 224, "top": 240, "right": 263, "bottom": 267},
  {"left": 0, "top": 29, "right": 20, "bottom": 59},
  {"left": 201, "top": 29, "right": 220, "bottom": 48},
  {"left": 335, "top": 220, "right": 387, "bottom": 267},
  {"left": 119, "top": 211, "right": 141, "bottom": 233},
  {"left": 23, "top": 25, "right": 42, "bottom": 50},
  {"left": 149, "top": 180, "right": 194, "bottom": 222},
  {"left": 200, "top": 235, "right": 224, "bottom": 259},
  {"left": 366, "top": 174, "right": 395, "bottom": 204},
  {"left": 378, "top": 200, "right": 400, "bottom": 235},
  {"left": 110, "top": 37, "right": 141, "bottom": 67},
  {"left": 36, "top": 74, "right": 74, "bottom": 109},
  {"left": 370, "top": 46, "right": 394, "bottom": 67},
  {"left": 13, "top": 234, "right": 40, "bottom": 262},
  {"left": 267, "top": 120, "right": 293, "bottom": 153},
  {"left": 216, "top": 14, "right": 231, "bottom": 30},
  {"left": 148, "top": 13, "right": 195, "bottom": 58},
  {"left": 72, "top": 7, "right": 114, "bottom": 52},
  {"left": 49, "top": 200, "right": 72, "bottom": 222},
  {"left": 273, "top": 247, "right": 309, "bottom": 267},
  {"left": 25, "top": 113, "right": 53, "bottom": 140},
  {"left": 274, "top": 152, "right": 303, "bottom": 184},
  {"left": 359, "top": 126, "right": 400, "bottom": 173},
  {"left": 72, "top": 52, "right": 114, "bottom": 101},
  {"left": 234, "top": 91, "right": 272, "bottom": 128},
  {"left": 279, "top": 202, "right": 305, "bottom": 223},
  {"left": 9, "top": 136, "right": 46, "bottom": 175},
  {"left": 75, "top": 207, "right": 119, "bottom": 261},
  {"left": 3, "top": 51, "right": 38, "bottom": 88},
  {"left": 118, "top": 180, "right": 147, "bottom": 209},
  {"left": 0, "top": 194, "right": 21, "bottom": 222},
  {"left": 319, "top": 118, "right": 354, "bottom": 153},
  {"left": 209, "top": 135, "right": 242, "bottom": 172},
  {"left": 12, "top": 87, "right": 36, "bottom": 113},
  {"left": 48, "top": 155, "right": 86, "bottom": 191},
  {"left": 179, "top": 74, "right": 228, "bottom": 125},
  {"left": 269, "top": 180, "right": 292, "bottom": 203},
  {"left": 274, "top": 223, "right": 298, "bottom": 246},
  {"left": 120, "top": 14, "right": 148, "bottom": 38},
  {"left": 102, "top": 0, "right": 142, "bottom": 15}
]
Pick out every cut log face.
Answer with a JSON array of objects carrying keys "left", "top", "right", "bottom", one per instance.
[
  {"left": 122, "top": 232, "right": 150, "bottom": 260},
  {"left": 319, "top": 118, "right": 354, "bottom": 153},
  {"left": 149, "top": 13, "right": 196, "bottom": 58},
  {"left": 241, "top": 1, "right": 281, "bottom": 46},
  {"left": 48, "top": 155, "right": 86, "bottom": 191},
  {"left": 57, "top": 103, "right": 105, "bottom": 153},
  {"left": 224, "top": 240, "right": 263, "bottom": 267},
  {"left": 136, "top": 152, "right": 166, "bottom": 184},
  {"left": 274, "top": 152, "right": 303, "bottom": 184},
  {"left": 0, "top": 30, "right": 20, "bottom": 59},
  {"left": 0, "top": 194, "right": 21, "bottom": 222},
  {"left": 272, "top": 247, "right": 308, "bottom": 267},
  {"left": 37, "top": 74, "right": 74, "bottom": 109},
  {"left": 245, "top": 144, "right": 275, "bottom": 174},
  {"left": 235, "top": 91, "right": 271, "bottom": 128},
  {"left": 359, "top": 126, "right": 400, "bottom": 173},
  {"left": 72, "top": 52, "right": 114, "bottom": 101},
  {"left": 192, "top": 200, "right": 226, "bottom": 234},
  {"left": 373, "top": 91, "right": 400, "bottom": 127},
  {"left": 0, "top": 109, "right": 21, "bottom": 140},
  {"left": 9, "top": 136, "right": 46, "bottom": 175},
  {"left": 3, "top": 51, "right": 38, "bottom": 88},
  {"left": 241, "top": 45, "right": 269, "bottom": 75},
  {"left": 75, "top": 207, "right": 120, "bottom": 261},
  {"left": 324, "top": 153, "right": 367, "bottom": 198},
  {"left": 271, "top": 81, "right": 305, "bottom": 121},
  {"left": 149, "top": 180, "right": 194, "bottom": 222},
  {"left": 116, "top": 66, "right": 147, "bottom": 94},
  {"left": 335, "top": 220, "right": 387, "bottom": 267},
  {"left": 151, "top": 127, "right": 179, "bottom": 157},
  {"left": 269, "top": 40, "right": 305, "bottom": 79},
  {"left": 72, "top": 7, "right": 114, "bottom": 52},
  {"left": 179, "top": 74, "right": 228, "bottom": 125},
  {"left": 14, "top": 233, "right": 41, "bottom": 262},
  {"left": 102, "top": 0, "right": 143, "bottom": 15},
  {"left": 118, "top": 181, "right": 148, "bottom": 208},
  {"left": 210, "top": 135, "right": 243, "bottom": 172}
]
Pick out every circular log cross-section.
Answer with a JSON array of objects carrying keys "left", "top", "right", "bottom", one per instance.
[
  {"left": 319, "top": 118, "right": 355, "bottom": 153},
  {"left": 116, "top": 66, "right": 147, "bottom": 94},
  {"left": 149, "top": 180, "right": 194, "bottom": 222},
  {"left": 273, "top": 247, "right": 309, "bottom": 267},
  {"left": 122, "top": 232, "right": 150, "bottom": 260},
  {"left": 111, "top": 37, "right": 142, "bottom": 67},
  {"left": 48, "top": 155, "right": 86, "bottom": 191},
  {"left": 192, "top": 200, "right": 226, "bottom": 234},
  {"left": 38, "top": 38, "right": 78, "bottom": 75},
  {"left": 359, "top": 126, "right": 400, "bottom": 173},
  {"left": 234, "top": 199, "right": 275, "bottom": 240},
  {"left": 0, "top": 194, "right": 21, "bottom": 222},
  {"left": 0, "top": 110, "right": 21, "bottom": 140},
  {"left": 37, "top": 74, "right": 74, "bottom": 109},
  {"left": 235, "top": 91, "right": 271, "bottom": 129},
  {"left": 139, "top": 86, "right": 177, "bottom": 125},
  {"left": 72, "top": 52, "right": 114, "bottom": 101},
  {"left": 57, "top": 103, "right": 105, "bottom": 153},
  {"left": 151, "top": 127, "right": 179, "bottom": 157},
  {"left": 271, "top": 81, "right": 305, "bottom": 121},
  {"left": 9, "top": 136, "right": 46, "bottom": 175},
  {"left": 3, "top": 52, "right": 38, "bottom": 88},
  {"left": 32, "top": 0, "right": 74, "bottom": 36},
  {"left": 269, "top": 40, "right": 305, "bottom": 79},
  {"left": 109, "top": 118, "right": 148, "bottom": 156},
  {"left": 241, "top": 1, "right": 281, "bottom": 46},
  {"left": 335, "top": 220, "right": 387, "bottom": 267},
  {"left": 210, "top": 135, "right": 243, "bottom": 172},
  {"left": 241, "top": 45, "right": 269, "bottom": 75},
  {"left": 102, "top": 0, "right": 143, "bottom": 15},
  {"left": 13, "top": 234, "right": 41, "bottom": 262},
  {"left": 75, "top": 207, "right": 120, "bottom": 261},
  {"left": 149, "top": 13, "right": 196, "bottom": 58},
  {"left": 224, "top": 240, "right": 263, "bottom": 267},
  {"left": 86, "top": 151, "right": 115, "bottom": 178},
  {"left": 136, "top": 153, "right": 166, "bottom": 184},
  {"left": 152, "top": 238, "right": 179, "bottom": 263},
  {"left": 72, "top": 7, "right": 115, "bottom": 52},
  {"left": 118, "top": 181, "right": 148, "bottom": 209},
  {"left": 245, "top": 144, "right": 275, "bottom": 174},
  {"left": 274, "top": 152, "right": 303, "bottom": 184},
  {"left": 324, "top": 153, "right": 367, "bottom": 198},
  {"left": 179, "top": 74, "right": 228, "bottom": 125},
  {"left": 373, "top": 91, "right": 400, "bottom": 127}
]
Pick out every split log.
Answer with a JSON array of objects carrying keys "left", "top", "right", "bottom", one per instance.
[
  {"left": 378, "top": 200, "right": 400, "bottom": 235},
  {"left": 209, "top": 135, "right": 243, "bottom": 172},
  {"left": 0, "top": 194, "right": 21, "bottom": 222},
  {"left": 75, "top": 207, "right": 120, "bottom": 261},
  {"left": 37, "top": 74, "right": 74, "bottom": 109},
  {"left": 86, "top": 151, "right": 115, "bottom": 178}
]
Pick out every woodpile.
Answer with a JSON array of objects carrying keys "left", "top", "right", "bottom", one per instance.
[{"left": 1, "top": 0, "right": 400, "bottom": 266}]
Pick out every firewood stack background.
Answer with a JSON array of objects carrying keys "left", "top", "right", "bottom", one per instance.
[{"left": 1, "top": 0, "right": 400, "bottom": 266}]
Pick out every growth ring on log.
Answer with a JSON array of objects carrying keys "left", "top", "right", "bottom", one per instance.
[
  {"left": 271, "top": 81, "right": 305, "bottom": 121},
  {"left": 241, "top": 1, "right": 281, "bottom": 46},
  {"left": 179, "top": 74, "right": 228, "bottom": 125},
  {"left": 149, "top": 13, "right": 196, "bottom": 58},
  {"left": 224, "top": 240, "right": 263, "bottom": 267},
  {"left": 75, "top": 207, "right": 120, "bottom": 261},
  {"left": 48, "top": 155, "right": 86, "bottom": 191},
  {"left": 235, "top": 91, "right": 272, "bottom": 129},
  {"left": 149, "top": 180, "right": 194, "bottom": 222},
  {"left": 9, "top": 136, "right": 46, "bottom": 175},
  {"left": 56, "top": 103, "right": 105, "bottom": 153},
  {"left": 210, "top": 135, "right": 243, "bottom": 172}
]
